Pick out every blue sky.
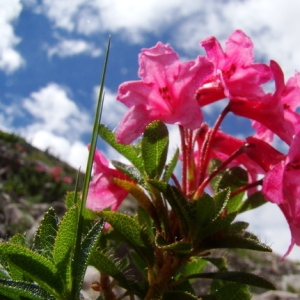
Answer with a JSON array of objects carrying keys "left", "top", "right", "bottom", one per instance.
[{"left": 1, "top": 0, "right": 300, "bottom": 260}]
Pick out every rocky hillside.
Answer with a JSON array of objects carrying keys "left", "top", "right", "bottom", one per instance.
[
  {"left": 0, "top": 129, "right": 83, "bottom": 239},
  {"left": 1, "top": 130, "right": 300, "bottom": 299}
]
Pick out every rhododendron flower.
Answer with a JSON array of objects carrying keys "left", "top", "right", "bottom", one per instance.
[
  {"left": 262, "top": 132, "right": 300, "bottom": 259},
  {"left": 197, "top": 30, "right": 272, "bottom": 106},
  {"left": 116, "top": 42, "right": 213, "bottom": 144},
  {"left": 252, "top": 71, "right": 300, "bottom": 144},
  {"left": 229, "top": 61, "right": 295, "bottom": 145},
  {"left": 86, "top": 148, "right": 129, "bottom": 212}
]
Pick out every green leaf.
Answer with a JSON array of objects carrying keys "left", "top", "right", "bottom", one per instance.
[
  {"left": 211, "top": 280, "right": 251, "bottom": 300},
  {"left": 129, "top": 250, "right": 148, "bottom": 279},
  {"left": 192, "top": 271, "right": 275, "bottom": 290},
  {"left": 239, "top": 191, "right": 267, "bottom": 213},
  {"left": 0, "top": 279, "right": 55, "bottom": 300},
  {"left": 52, "top": 205, "right": 78, "bottom": 289},
  {"left": 142, "top": 120, "right": 169, "bottom": 179},
  {"left": 10, "top": 234, "right": 26, "bottom": 246},
  {"left": 198, "top": 212, "right": 237, "bottom": 240},
  {"left": 213, "top": 188, "right": 231, "bottom": 220},
  {"left": 0, "top": 243, "right": 63, "bottom": 297},
  {"left": 162, "top": 148, "right": 179, "bottom": 182},
  {"left": 159, "top": 240, "right": 193, "bottom": 255},
  {"left": 203, "top": 257, "right": 227, "bottom": 272},
  {"left": 90, "top": 250, "right": 132, "bottom": 292},
  {"left": 111, "top": 160, "right": 144, "bottom": 184},
  {"left": 203, "top": 234, "right": 272, "bottom": 252},
  {"left": 98, "top": 124, "right": 144, "bottom": 172},
  {"left": 218, "top": 167, "right": 248, "bottom": 213},
  {"left": 162, "top": 291, "right": 199, "bottom": 299},
  {"left": 175, "top": 257, "right": 207, "bottom": 279},
  {"left": 149, "top": 181, "right": 190, "bottom": 233},
  {"left": 7, "top": 234, "right": 28, "bottom": 281},
  {"left": 98, "top": 211, "right": 154, "bottom": 264},
  {"left": 73, "top": 219, "right": 104, "bottom": 294},
  {"left": 137, "top": 206, "right": 155, "bottom": 241},
  {"left": 193, "top": 193, "right": 216, "bottom": 228},
  {"left": 113, "top": 178, "right": 159, "bottom": 224},
  {"left": 218, "top": 167, "right": 248, "bottom": 191},
  {"left": 208, "top": 159, "right": 223, "bottom": 193},
  {"left": 32, "top": 207, "right": 59, "bottom": 258}
]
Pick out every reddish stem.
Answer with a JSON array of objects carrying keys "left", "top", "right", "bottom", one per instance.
[
  {"left": 197, "top": 105, "right": 230, "bottom": 189},
  {"left": 179, "top": 125, "right": 187, "bottom": 195},
  {"left": 230, "top": 178, "right": 263, "bottom": 198},
  {"left": 193, "top": 143, "right": 246, "bottom": 199}
]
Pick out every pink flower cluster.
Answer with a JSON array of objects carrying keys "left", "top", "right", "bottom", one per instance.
[{"left": 87, "top": 30, "right": 300, "bottom": 258}]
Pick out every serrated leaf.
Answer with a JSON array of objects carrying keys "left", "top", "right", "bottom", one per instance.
[
  {"left": 113, "top": 178, "right": 160, "bottom": 226},
  {"left": 239, "top": 191, "right": 267, "bottom": 213},
  {"left": 198, "top": 212, "right": 237, "bottom": 240},
  {"left": 0, "top": 243, "right": 63, "bottom": 296},
  {"left": 111, "top": 160, "right": 144, "bottom": 184},
  {"left": 229, "top": 221, "right": 249, "bottom": 234},
  {"left": 175, "top": 257, "right": 207, "bottom": 279},
  {"left": 213, "top": 188, "right": 231, "bottom": 220},
  {"left": 218, "top": 167, "right": 248, "bottom": 213},
  {"left": 10, "top": 234, "right": 26, "bottom": 246},
  {"left": 162, "top": 148, "right": 179, "bottom": 182},
  {"left": 90, "top": 250, "right": 132, "bottom": 292},
  {"left": 137, "top": 206, "right": 155, "bottom": 241},
  {"left": 142, "top": 120, "right": 169, "bottom": 179},
  {"left": 203, "top": 234, "right": 272, "bottom": 252},
  {"left": 208, "top": 159, "right": 223, "bottom": 193},
  {"left": 65, "top": 191, "right": 77, "bottom": 209},
  {"left": 52, "top": 205, "right": 78, "bottom": 289},
  {"left": 190, "top": 271, "right": 275, "bottom": 290},
  {"left": 98, "top": 124, "right": 144, "bottom": 172},
  {"left": 193, "top": 193, "right": 216, "bottom": 228},
  {"left": 32, "top": 208, "right": 58, "bottom": 258},
  {"left": 0, "top": 279, "right": 54, "bottom": 300},
  {"left": 98, "top": 211, "right": 154, "bottom": 264},
  {"left": 73, "top": 219, "right": 104, "bottom": 294},
  {"left": 149, "top": 180, "right": 190, "bottom": 233},
  {"left": 159, "top": 240, "right": 193, "bottom": 255}
]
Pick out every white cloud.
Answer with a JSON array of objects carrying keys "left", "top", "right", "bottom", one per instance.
[
  {"left": 23, "top": 83, "right": 90, "bottom": 137},
  {"left": 34, "top": 0, "right": 300, "bottom": 78},
  {"left": 240, "top": 203, "right": 300, "bottom": 261},
  {"left": 28, "top": 129, "right": 88, "bottom": 169},
  {"left": 0, "top": 0, "right": 25, "bottom": 73},
  {"left": 47, "top": 38, "right": 102, "bottom": 58},
  {"left": 16, "top": 83, "right": 92, "bottom": 169}
]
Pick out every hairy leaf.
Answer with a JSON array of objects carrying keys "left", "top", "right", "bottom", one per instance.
[
  {"left": 142, "top": 120, "right": 169, "bottom": 179},
  {"left": 0, "top": 243, "right": 63, "bottom": 296},
  {"left": 98, "top": 125, "right": 144, "bottom": 172},
  {"left": 32, "top": 208, "right": 58, "bottom": 259},
  {"left": 0, "top": 279, "right": 54, "bottom": 300}
]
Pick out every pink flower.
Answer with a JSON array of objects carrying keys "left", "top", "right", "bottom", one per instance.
[
  {"left": 116, "top": 42, "right": 213, "bottom": 144},
  {"left": 197, "top": 30, "right": 272, "bottom": 106},
  {"left": 262, "top": 131, "right": 300, "bottom": 259},
  {"left": 229, "top": 61, "right": 295, "bottom": 145},
  {"left": 252, "top": 71, "right": 300, "bottom": 145},
  {"left": 86, "top": 148, "right": 129, "bottom": 212}
]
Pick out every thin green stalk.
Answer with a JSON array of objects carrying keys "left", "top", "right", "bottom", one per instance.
[{"left": 71, "top": 36, "right": 111, "bottom": 299}]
